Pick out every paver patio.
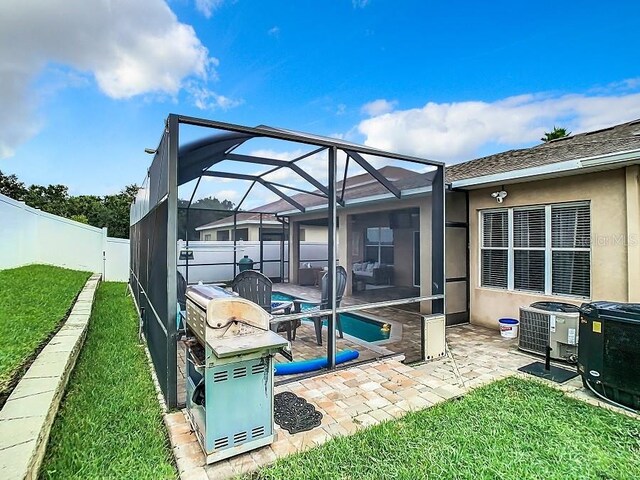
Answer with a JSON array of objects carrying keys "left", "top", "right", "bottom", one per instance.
[{"left": 167, "top": 323, "right": 637, "bottom": 480}]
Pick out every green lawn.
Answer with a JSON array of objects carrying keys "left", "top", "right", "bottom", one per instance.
[
  {"left": 41, "top": 282, "right": 176, "bottom": 480},
  {"left": 0, "top": 264, "right": 90, "bottom": 397},
  {"left": 256, "top": 377, "right": 640, "bottom": 480}
]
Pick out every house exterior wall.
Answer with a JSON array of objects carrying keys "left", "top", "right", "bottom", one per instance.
[
  {"left": 300, "top": 225, "right": 327, "bottom": 242},
  {"left": 199, "top": 225, "right": 262, "bottom": 241},
  {"left": 468, "top": 168, "right": 634, "bottom": 329}
]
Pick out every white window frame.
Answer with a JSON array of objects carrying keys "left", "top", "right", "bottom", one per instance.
[
  {"left": 479, "top": 202, "right": 591, "bottom": 298},
  {"left": 364, "top": 226, "right": 394, "bottom": 265},
  {"left": 479, "top": 209, "right": 509, "bottom": 289}
]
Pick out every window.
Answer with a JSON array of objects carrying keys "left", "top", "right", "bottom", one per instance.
[
  {"left": 513, "top": 208, "right": 545, "bottom": 292},
  {"left": 365, "top": 227, "right": 394, "bottom": 264},
  {"left": 481, "top": 211, "right": 508, "bottom": 288},
  {"left": 234, "top": 228, "right": 249, "bottom": 241},
  {"left": 216, "top": 230, "right": 229, "bottom": 241},
  {"left": 204, "top": 234, "right": 211, "bottom": 241},
  {"left": 480, "top": 203, "right": 590, "bottom": 297},
  {"left": 551, "top": 205, "right": 591, "bottom": 297}
]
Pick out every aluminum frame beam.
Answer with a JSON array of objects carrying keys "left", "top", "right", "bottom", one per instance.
[
  {"left": 201, "top": 171, "right": 306, "bottom": 212},
  {"left": 227, "top": 153, "right": 329, "bottom": 195},
  {"left": 177, "top": 115, "right": 444, "bottom": 168},
  {"left": 345, "top": 150, "right": 402, "bottom": 199}
]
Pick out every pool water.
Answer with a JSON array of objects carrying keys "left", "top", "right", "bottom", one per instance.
[{"left": 272, "top": 292, "right": 390, "bottom": 342}]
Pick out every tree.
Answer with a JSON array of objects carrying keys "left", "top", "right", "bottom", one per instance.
[
  {"left": 177, "top": 196, "right": 235, "bottom": 241},
  {"left": 541, "top": 126, "right": 571, "bottom": 142},
  {"left": 191, "top": 196, "right": 235, "bottom": 210},
  {"left": 23, "top": 184, "right": 71, "bottom": 217},
  {"left": 70, "top": 214, "right": 89, "bottom": 224},
  {"left": 0, "top": 170, "right": 28, "bottom": 200}
]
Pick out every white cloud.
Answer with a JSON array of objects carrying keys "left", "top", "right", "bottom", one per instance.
[
  {"left": 361, "top": 99, "right": 397, "bottom": 116},
  {"left": 357, "top": 86, "right": 640, "bottom": 162},
  {"left": 0, "top": 0, "right": 217, "bottom": 157},
  {"left": 216, "top": 189, "right": 240, "bottom": 200},
  {"left": 188, "top": 82, "right": 243, "bottom": 110},
  {"left": 194, "top": 0, "right": 224, "bottom": 18},
  {"left": 268, "top": 26, "right": 281, "bottom": 37}
]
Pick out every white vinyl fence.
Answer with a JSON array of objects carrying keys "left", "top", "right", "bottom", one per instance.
[
  {"left": 0, "top": 193, "right": 130, "bottom": 281},
  {"left": 177, "top": 240, "right": 328, "bottom": 283}
]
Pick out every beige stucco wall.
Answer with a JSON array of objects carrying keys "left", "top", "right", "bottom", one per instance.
[
  {"left": 468, "top": 168, "right": 633, "bottom": 330},
  {"left": 300, "top": 225, "right": 327, "bottom": 242}
]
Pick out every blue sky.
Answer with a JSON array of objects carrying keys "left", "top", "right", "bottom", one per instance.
[{"left": 1, "top": 0, "right": 640, "bottom": 204}]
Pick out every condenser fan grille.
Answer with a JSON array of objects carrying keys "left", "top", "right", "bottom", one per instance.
[{"left": 519, "top": 309, "right": 549, "bottom": 355}]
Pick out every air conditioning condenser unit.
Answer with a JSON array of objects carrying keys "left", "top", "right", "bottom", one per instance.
[{"left": 518, "top": 302, "right": 580, "bottom": 362}]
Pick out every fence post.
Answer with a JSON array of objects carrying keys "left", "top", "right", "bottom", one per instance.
[{"left": 101, "top": 227, "right": 108, "bottom": 280}]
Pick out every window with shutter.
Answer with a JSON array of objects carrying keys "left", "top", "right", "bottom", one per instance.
[
  {"left": 480, "top": 211, "right": 508, "bottom": 288},
  {"left": 551, "top": 204, "right": 590, "bottom": 297},
  {"left": 480, "top": 202, "right": 590, "bottom": 297},
  {"left": 513, "top": 208, "right": 545, "bottom": 292}
]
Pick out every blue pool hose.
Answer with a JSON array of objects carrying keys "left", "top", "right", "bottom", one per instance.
[{"left": 274, "top": 350, "right": 360, "bottom": 375}]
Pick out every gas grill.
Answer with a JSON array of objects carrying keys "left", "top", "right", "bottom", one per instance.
[{"left": 183, "top": 284, "right": 290, "bottom": 464}]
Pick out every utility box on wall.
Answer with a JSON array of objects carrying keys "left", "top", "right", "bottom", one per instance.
[{"left": 423, "top": 314, "right": 446, "bottom": 360}]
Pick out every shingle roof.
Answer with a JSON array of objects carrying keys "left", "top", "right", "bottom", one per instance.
[{"left": 445, "top": 118, "right": 640, "bottom": 183}]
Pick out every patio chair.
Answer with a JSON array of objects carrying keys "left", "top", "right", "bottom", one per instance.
[
  {"left": 177, "top": 270, "right": 187, "bottom": 330},
  {"left": 232, "top": 270, "right": 300, "bottom": 341},
  {"left": 293, "top": 266, "right": 346, "bottom": 346}
]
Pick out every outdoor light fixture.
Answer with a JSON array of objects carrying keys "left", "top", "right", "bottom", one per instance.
[
  {"left": 491, "top": 190, "right": 508, "bottom": 203},
  {"left": 144, "top": 148, "right": 157, "bottom": 154}
]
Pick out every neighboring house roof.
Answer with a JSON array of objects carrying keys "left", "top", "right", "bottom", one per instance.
[
  {"left": 194, "top": 118, "right": 640, "bottom": 226},
  {"left": 446, "top": 118, "right": 640, "bottom": 183}
]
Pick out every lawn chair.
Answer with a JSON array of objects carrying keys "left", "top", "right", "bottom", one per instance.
[
  {"left": 293, "top": 266, "right": 346, "bottom": 346},
  {"left": 232, "top": 270, "right": 300, "bottom": 341}
]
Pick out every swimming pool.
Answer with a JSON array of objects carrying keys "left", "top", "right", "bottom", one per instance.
[{"left": 272, "top": 292, "right": 390, "bottom": 342}]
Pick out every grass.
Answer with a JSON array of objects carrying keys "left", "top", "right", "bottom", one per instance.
[
  {"left": 40, "top": 282, "right": 177, "bottom": 480},
  {"left": 0, "top": 264, "right": 90, "bottom": 396},
  {"left": 256, "top": 377, "right": 640, "bottom": 480}
]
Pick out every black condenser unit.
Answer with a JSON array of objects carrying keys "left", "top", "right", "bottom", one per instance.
[{"left": 578, "top": 301, "right": 640, "bottom": 410}]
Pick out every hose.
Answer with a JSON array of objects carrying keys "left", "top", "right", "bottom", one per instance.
[{"left": 584, "top": 378, "right": 638, "bottom": 414}]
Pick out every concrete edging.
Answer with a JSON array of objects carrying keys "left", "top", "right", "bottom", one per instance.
[{"left": 0, "top": 273, "right": 101, "bottom": 480}]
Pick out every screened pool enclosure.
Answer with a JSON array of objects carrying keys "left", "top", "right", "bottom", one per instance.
[{"left": 129, "top": 115, "right": 445, "bottom": 408}]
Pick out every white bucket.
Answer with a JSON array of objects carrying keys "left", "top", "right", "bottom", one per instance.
[{"left": 498, "top": 318, "right": 519, "bottom": 339}]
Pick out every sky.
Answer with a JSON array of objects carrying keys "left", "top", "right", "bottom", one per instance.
[{"left": 1, "top": 0, "right": 640, "bottom": 207}]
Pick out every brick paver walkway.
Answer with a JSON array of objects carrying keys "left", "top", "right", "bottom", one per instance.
[{"left": 166, "top": 323, "right": 636, "bottom": 480}]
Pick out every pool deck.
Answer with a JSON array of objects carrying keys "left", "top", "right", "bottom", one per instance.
[{"left": 167, "top": 323, "right": 638, "bottom": 480}]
